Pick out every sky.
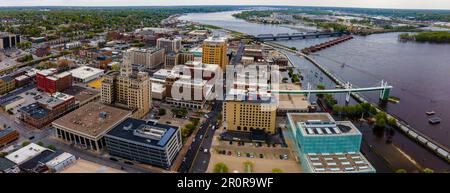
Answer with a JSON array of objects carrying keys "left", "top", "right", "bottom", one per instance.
[{"left": 0, "top": 0, "right": 450, "bottom": 10}]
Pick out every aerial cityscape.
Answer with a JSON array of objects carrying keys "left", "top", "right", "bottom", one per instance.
[{"left": 1, "top": 0, "right": 450, "bottom": 178}]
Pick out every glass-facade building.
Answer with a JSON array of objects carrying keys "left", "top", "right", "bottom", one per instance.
[{"left": 286, "top": 113, "right": 375, "bottom": 173}]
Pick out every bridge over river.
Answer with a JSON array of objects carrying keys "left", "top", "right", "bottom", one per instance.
[{"left": 253, "top": 31, "right": 349, "bottom": 41}]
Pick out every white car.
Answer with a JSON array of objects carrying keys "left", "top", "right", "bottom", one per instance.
[{"left": 203, "top": 148, "right": 208, "bottom": 153}]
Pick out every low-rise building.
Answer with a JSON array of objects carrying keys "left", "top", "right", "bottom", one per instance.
[
  {"left": 0, "top": 127, "right": 19, "bottom": 148},
  {"left": 36, "top": 68, "right": 73, "bottom": 94},
  {"left": 0, "top": 157, "right": 20, "bottom": 173},
  {"left": 19, "top": 92, "right": 76, "bottom": 128},
  {"left": 52, "top": 102, "right": 131, "bottom": 152},
  {"left": 0, "top": 75, "right": 15, "bottom": 95},
  {"left": 105, "top": 118, "right": 182, "bottom": 168},
  {"left": 5, "top": 143, "right": 47, "bottom": 165},
  {"left": 45, "top": 152, "right": 76, "bottom": 172},
  {"left": 69, "top": 66, "right": 104, "bottom": 83}
]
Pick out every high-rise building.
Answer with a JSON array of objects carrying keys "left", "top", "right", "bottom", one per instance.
[
  {"left": 127, "top": 47, "right": 164, "bottom": 70},
  {"left": 101, "top": 52, "right": 152, "bottom": 118},
  {"left": 156, "top": 37, "right": 182, "bottom": 53},
  {"left": 202, "top": 36, "right": 228, "bottom": 71},
  {"left": 223, "top": 83, "right": 277, "bottom": 135},
  {"left": 0, "top": 32, "right": 20, "bottom": 50}
]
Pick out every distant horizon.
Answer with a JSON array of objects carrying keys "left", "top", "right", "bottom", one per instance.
[
  {"left": 0, "top": 0, "right": 450, "bottom": 10},
  {"left": 0, "top": 5, "right": 450, "bottom": 11}
]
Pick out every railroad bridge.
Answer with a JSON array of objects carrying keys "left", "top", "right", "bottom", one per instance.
[{"left": 254, "top": 31, "right": 349, "bottom": 41}]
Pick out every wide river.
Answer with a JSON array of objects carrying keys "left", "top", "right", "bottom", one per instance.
[{"left": 179, "top": 11, "right": 450, "bottom": 171}]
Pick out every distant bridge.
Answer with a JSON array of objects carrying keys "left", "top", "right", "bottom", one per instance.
[{"left": 253, "top": 31, "right": 349, "bottom": 41}]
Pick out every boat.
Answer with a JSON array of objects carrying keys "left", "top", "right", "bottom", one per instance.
[
  {"left": 426, "top": 111, "right": 435, "bottom": 116},
  {"left": 428, "top": 117, "right": 441, "bottom": 124}
]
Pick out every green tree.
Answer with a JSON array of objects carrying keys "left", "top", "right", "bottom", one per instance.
[
  {"left": 214, "top": 162, "right": 229, "bottom": 173},
  {"left": 47, "top": 144, "right": 57, "bottom": 151},
  {"left": 22, "top": 141, "right": 31, "bottom": 147},
  {"left": 37, "top": 141, "right": 44, "bottom": 146},
  {"left": 158, "top": 108, "right": 166, "bottom": 116},
  {"left": 0, "top": 152, "right": 8, "bottom": 157}
]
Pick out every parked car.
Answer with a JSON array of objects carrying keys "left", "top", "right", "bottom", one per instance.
[
  {"left": 259, "top": 154, "right": 264, "bottom": 158},
  {"left": 227, "top": 151, "right": 232, "bottom": 156},
  {"left": 237, "top": 151, "right": 241, "bottom": 157}
]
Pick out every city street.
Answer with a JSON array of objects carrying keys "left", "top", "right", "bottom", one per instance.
[{"left": 178, "top": 101, "right": 222, "bottom": 173}]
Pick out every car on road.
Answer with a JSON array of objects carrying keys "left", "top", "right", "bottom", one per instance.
[
  {"left": 199, "top": 135, "right": 203, "bottom": 139},
  {"left": 109, "top": 157, "right": 119, "bottom": 162},
  {"left": 203, "top": 148, "right": 208, "bottom": 153},
  {"left": 229, "top": 141, "right": 233, "bottom": 145},
  {"left": 246, "top": 153, "right": 250, "bottom": 158},
  {"left": 28, "top": 136, "right": 35, "bottom": 140},
  {"left": 237, "top": 151, "right": 241, "bottom": 157}
]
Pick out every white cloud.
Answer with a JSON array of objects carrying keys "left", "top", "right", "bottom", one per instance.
[{"left": 0, "top": 0, "right": 449, "bottom": 9}]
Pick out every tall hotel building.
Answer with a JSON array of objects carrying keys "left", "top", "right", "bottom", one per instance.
[
  {"left": 223, "top": 79, "right": 277, "bottom": 135},
  {"left": 127, "top": 47, "right": 164, "bottom": 70},
  {"left": 202, "top": 36, "right": 228, "bottom": 71},
  {"left": 156, "top": 37, "right": 182, "bottom": 53},
  {"left": 101, "top": 52, "right": 152, "bottom": 118}
]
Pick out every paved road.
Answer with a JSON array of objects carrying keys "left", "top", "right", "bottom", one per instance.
[{"left": 178, "top": 101, "right": 222, "bottom": 173}]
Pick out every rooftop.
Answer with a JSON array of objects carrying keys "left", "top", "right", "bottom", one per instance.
[
  {"left": 62, "top": 85, "right": 100, "bottom": 104},
  {"left": 204, "top": 36, "right": 227, "bottom": 44},
  {"left": 69, "top": 66, "right": 104, "bottom": 80},
  {"left": 304, "top": 152, "right": 375, "bottom": 173},
  {"left": 127, "top": 47, "right": 163, "bottom": 54},
  {"left": 19, "top": 103, "right": 51, "bottom": 119},
  {"left": 0, "top": 157, "right": 16, "bottom": 171},
  {"left": 287, "top": 113, "right": 361, "bottom": 136},
  {"left": 5, "top": 143, "right": 47, "bottom": 165},
  {"left": 37, "top": 92, "right": 74, "bottom": 109},
  {"left": 106, "top": 118, "right": 179, "bottom": 148},
  {"left": 0, "top": 127, "right": 16, "bottom": 139},
  {"left": 277, "top": 84, "right": 310, "bottom": 111},
  {"left": 52, "top": 102, "right": 131, "bottom": 138}
]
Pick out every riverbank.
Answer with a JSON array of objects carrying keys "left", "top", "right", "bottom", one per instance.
[
  {"left": 179, "top": 11, "right": 450, "bottom": 172},
  {"left": 266, "top": 40, "right": 450, "bottom": 168}
]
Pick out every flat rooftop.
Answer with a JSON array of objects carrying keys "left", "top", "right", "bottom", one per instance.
[
  {"left": 52, "top": 102, "right": 131, "bottom": 138},
  {"left": 69, "top": 66, "right": 104, "bottom": 80},
  {"left": 5, "top": 143, "right": 47, "bottom": 165},
  {"left": 62, "top": 85, "right": 100, "bottom": 104},
  {"left": 304, "top": 152, "right": 375, "bottom": 173},
  {"left": 106, "top": 118, "right": 179, "bottom": 148},
  {"left": 276, "top": 84, "right": 310, "bottom": 111},
  {"left": 0, "top": 127, "right": 16, "bottom": 138},
  {"left": 37, "top": 92, "right": 74, "bottom": 109},
  {"left": 19, "top": 103, "right": 51, "bottom": 119},
  {"left": 288, "top": 113, "right": 361, "bottom": 136}
]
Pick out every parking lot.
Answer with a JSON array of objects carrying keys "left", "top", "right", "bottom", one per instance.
[{"left": 207, "top": 127, "right": 303, "bottom": 173}]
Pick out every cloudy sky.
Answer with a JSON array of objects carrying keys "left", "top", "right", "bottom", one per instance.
[{"left": 0, "top": 0, "right": 450, "bottom": 10}]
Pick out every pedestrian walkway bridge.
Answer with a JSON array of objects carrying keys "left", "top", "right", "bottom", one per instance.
[{"left": 271, "top": 81, "right": 393, "bottom": 102}]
